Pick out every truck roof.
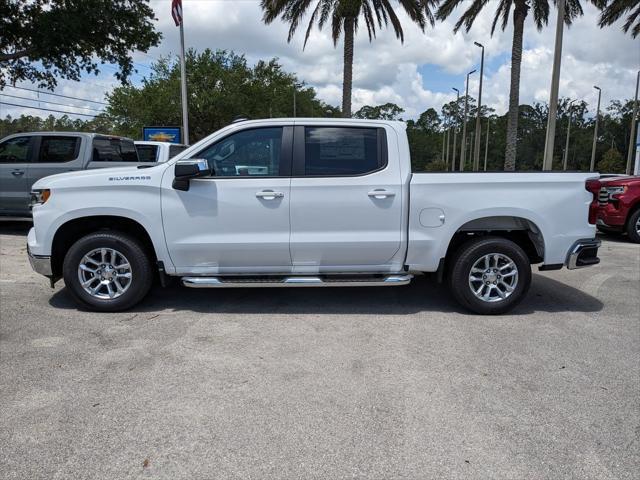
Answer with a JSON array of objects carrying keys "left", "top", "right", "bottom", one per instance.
[
  {"left": 1, "top": 131, "right": 134, "bottom": 141},
  {"left": 232, "top": 117, "right": 407, "bottom": 128}
]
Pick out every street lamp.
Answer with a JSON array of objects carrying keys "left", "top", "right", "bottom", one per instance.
[
  {"left": 542, "top": 0, "right": 566, "bottom": 171},
  {"left": 293, "top": 83, "right": 301, "bottom": 117},
  {"left": 460, "top": 69, "right": 476, "bottom": 171},
  {"left": 484, "top": 117, "right": 490, "bottom": 171},
  {"left": 563, "top": 98, "right": 578, "bottom": 170},
  {"left": 451, "top": 87, "right": 460, "bottom": 171},
  {"left": 626, "top": 70, "right": 639, "bottom": 175},
  {"left": 473, "top": 42, "right": 485, "bottom": 171},
  {"left": 590, "top": 85, "right": 602, "bottom": 172}
]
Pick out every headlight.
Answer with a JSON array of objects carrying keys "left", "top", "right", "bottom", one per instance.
[
  {"left": 605, "top": 186, "right": 626, "bottom": 199},
  {"left": 30, "top": 189, "right": 51, "bottom": 207}
]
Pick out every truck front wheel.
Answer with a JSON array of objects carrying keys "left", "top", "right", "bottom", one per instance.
[
  {"left": 62, "top": 231, "right": 153, "bottom": 312},
  {"left": 448, "top": 236, "right": 532, "bottom": 315},
  {"left": 626, "top": 209, "right": 640, "bottom": 243}
]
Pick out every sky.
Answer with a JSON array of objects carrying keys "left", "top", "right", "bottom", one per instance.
[{"left": 1, "top": 0, "right": 639, "bottom": 121}]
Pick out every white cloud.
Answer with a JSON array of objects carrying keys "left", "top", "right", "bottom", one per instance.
[{"left": 2, "top": 0, "right": 637, "bottom": 122}]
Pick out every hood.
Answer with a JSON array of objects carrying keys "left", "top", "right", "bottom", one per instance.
[{"left": 32, "top": 163, "right": 169, "bottom": 190}]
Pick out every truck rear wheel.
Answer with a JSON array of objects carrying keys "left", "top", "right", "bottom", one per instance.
[
  {"left": 448, "top": 236, "right": 531, "bottom": 315},
  {"left": 62, "top": 231, "right": 153, "bottom": 312},
  {"left": 626, "top": 209, "right": 640, "bottom": 243}
]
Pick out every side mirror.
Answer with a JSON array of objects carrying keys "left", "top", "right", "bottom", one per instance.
[{"left": 173, "top": 159, "right": 212, "bottom": 191}]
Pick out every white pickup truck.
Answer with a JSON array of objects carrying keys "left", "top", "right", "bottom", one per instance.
[{"left": 27, "top": 118, "right": 602, "bottom": 314}]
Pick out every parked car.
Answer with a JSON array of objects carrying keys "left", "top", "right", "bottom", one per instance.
[
  {"left": 134, "top": 141, "right": 189, "bottom": 163},
  {"left": 0, "top": 132, "right": 143, "bottom": 216},
  {"left": 27, "top": 118, "right": 601, "bottom": 314},
  {"left": 597, "top": 175, "right": 640, "bottom": 243}
]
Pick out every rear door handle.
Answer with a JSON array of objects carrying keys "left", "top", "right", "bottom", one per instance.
[
  {"left": 11, "top": 170, "right": 25, "bottom": 177},
  {"left": 256, "top": 190, "right": 284, "bottom": 200},
  {"left": 368, "top": 189, "right": 395, "bottom": 199}
]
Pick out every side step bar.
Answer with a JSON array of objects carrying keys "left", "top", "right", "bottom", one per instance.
[{"left": 182, "top": 274, "right": 413, "bottom": 288}]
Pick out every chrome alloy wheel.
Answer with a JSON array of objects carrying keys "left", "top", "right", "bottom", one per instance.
[
  {"left": 77, "top": 248, "right": 132, "bottom": 300},
  {"left": 636, "top": 216, "right": 640, "bottom": 236},
  {"left": 468, "top": 253, "right": 519, "bottom": 303}
]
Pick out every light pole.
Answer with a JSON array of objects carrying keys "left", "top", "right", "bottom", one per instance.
[
  {"left": 563, "top": 99, "right": 577, "bottom": 171},
  {"left": 460, "top": 69, "right": 476, "bottom": 171},
  {"left": 484, "top": 117, "right": 490, "bottom": 171},
  {"left": 590, "top": 85, "right": 602, "bottom": 172},
  {"left": 446, "top": 120, "right": 451, "bottom": 170},
  {"left": 293, "top": 82, "right": 304, "bottom": 117},
  {"left": 542, "top": 0, "right": 566, "bottom": 171},
  {"left": 473, "top": 42, "right": 485, "bottom": 171},
  {"left": 626, "top": 70, "right": 639, "bottom": 175},
  {"left": 452, "top": 87, "right": 460, "bottom": 171}
]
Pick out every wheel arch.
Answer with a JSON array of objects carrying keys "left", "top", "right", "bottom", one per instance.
[
  {"left": 51, "top": 215, "right": 158, "bottom": 278},
  {"left": 444, "top": 215, "right": 546, "bottom": 268}
]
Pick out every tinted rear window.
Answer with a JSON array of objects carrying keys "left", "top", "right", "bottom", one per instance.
[
  {"left": 92, "top": 138, "right": 138, "bottom": 162},
  {"left": 135, "top": 144, "right": 158, "bottom": 162},
  {"left": 169, "top": 145, "right": 188, "bottom": 159},
  {"left": 37, "top": 136, "right": 80, "bottom": 163},
  {"left": 304, "top": 127, "right": 383, "bottom": 176}
]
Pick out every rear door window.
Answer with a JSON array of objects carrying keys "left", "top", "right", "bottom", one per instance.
[
  {"left": 303, "top": 127, "right": 385, "bottom": 176},
  {"left": 92, "top": 138, "right": 139, "bottom": 162},
  {"left": 135, "top": 144, "right": 159, "bottom": 162},
  {"left": 36, "top": 136, "right": 80, "bottom": 163}
]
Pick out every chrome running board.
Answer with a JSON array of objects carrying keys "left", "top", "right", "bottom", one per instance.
[{"left": 181, "top": 274, "right": 413, "bottom": 288}]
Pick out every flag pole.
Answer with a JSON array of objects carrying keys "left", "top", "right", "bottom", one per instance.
[{"left": 179, "top": 12, "right": 189, "bottom": 144}]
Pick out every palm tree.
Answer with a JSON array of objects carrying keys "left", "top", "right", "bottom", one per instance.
[
  {"left": 593, "top": 0, "right": 640, "bottom": 37},
  {"left": 261, "top": 0, "right": 438, "bottom": 117},
  {"left": 437, "top": 0, "right": 585, "bottom": 170}
]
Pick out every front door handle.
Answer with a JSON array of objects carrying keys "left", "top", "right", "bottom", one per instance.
[
  {"left": 11, "top": 170, "right": 25, "bottom": 177},
  {"left": 368, "top": 189, "right": 395, "bottom": 199},
  {"left": 256, "top": 190, "right": 284, "bottom": 200}
]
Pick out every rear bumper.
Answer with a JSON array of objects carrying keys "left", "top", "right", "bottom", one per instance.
[
  {"left": 566, "top": 238, "right": 601, "bottom": 270},
  {"left": 27, "top": 245, "right": 52, "bottom": 277}
]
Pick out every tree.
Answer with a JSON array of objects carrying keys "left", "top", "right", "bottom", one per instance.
[
  {"left": 354, "top": 103, "right": 405, "bottom": 120},
  {"left": 593, "top": 0, "right": 640, "bottom": 37},
  {"left": 598, "top": 147, "right": 626, "bottom": 172},
  {"left": 436, "top": 0, "right": 586, "bottom": 171},
  {"left": 105, "top": 49, "right": 337, "bottom": 142},
  {"left": 415, "top": 107, "right": 441, "bottom": 131},
  {"left": 261, "top": 0, "right": 438, "bottom": 117},
  {"left": 0, "top": 0, "right": 161, "bottom": 90}
]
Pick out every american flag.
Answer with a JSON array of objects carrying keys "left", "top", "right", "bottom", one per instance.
[{"left": 171, "top": 0, "right": 183, "bottom": 26}]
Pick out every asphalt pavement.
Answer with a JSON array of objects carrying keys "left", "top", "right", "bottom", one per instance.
[{"left": 1, "top": 220, "right": 638, "bottom": 479}]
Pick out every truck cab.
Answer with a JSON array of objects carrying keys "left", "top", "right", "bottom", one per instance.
[{"left": 134, "top": 141, "right": 189, "bottom": 163}]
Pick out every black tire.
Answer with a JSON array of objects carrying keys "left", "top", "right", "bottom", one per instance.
[
  {"left": 626, "top": 209, "right": 640, "bottom": 243},
  {"left": 62, "top": 231, "right": 153, "bottom": 312},
  {"left": 447, "top": 236, "right": 532, "bottom": 315}
]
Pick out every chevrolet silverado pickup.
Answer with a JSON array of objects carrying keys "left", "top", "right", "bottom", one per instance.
[
  {"left": 27, "top": 118, "right": 602, "bottom": 314},
  {"left": 597, "top": 175, "right": 640, "bottom": 243},
  {"left": 1, "top": 132, "right": 142, "bottom": 216}
]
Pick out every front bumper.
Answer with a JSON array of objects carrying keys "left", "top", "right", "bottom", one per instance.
[
  {"left": 566, "top": 238, "right": 601, "bottom": 270},
  {"left": 27, "top": 245, "right": 52, "bottom": 277}
]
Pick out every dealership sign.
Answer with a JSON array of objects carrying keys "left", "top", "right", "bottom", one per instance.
[{"left": 142, "top": 126, "right": 182, "bottom": 144}]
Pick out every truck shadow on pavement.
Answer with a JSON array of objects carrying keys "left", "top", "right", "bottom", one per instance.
[
  {"left": 0, "top": 220, "right": 32, "bottom": 236},
  {"left": 48, "top": 274, "right": 603, "bottom": 316}
]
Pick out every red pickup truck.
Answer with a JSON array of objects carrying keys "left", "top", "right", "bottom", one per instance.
[{"left": 597, "top": 176, "right": 640, "bottom": 243}]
